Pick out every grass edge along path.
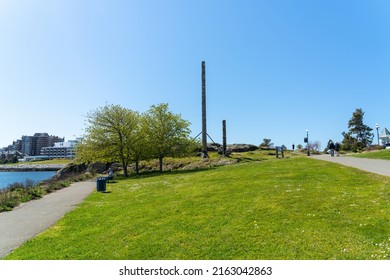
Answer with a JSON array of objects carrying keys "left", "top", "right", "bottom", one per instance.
[
  {"left": 349, "top": 149, "right": 390, "bottom": 160},
  {"left": 5, "top": 157, "right": 390, "bottom": 260},
  {"left": 0, "top": 180, "right": 96, "bottom": 259}
]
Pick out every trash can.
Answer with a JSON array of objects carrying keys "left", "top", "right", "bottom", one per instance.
[{"left": 96, "top": 177, "right": 107, "bottom": 192}]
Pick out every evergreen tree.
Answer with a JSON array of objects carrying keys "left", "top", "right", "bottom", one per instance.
[{"left": 342, "top": 108, "right": 373, "bottom": 151}]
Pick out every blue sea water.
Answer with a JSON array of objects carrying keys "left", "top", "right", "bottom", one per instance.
[{"left": 0, "top": 171, "right": 56, "bottom": 190}]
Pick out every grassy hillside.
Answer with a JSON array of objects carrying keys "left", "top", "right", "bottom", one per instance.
[
  {"left": 350, "top": 149, "right": 390, "bottom": 160},
  {"left": 5, "top": 153, "right": 390, "bottom": 260}
]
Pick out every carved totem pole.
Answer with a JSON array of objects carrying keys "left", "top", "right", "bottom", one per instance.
[{"left": 201, "top": 61, "right": 208, "bottom": 158}]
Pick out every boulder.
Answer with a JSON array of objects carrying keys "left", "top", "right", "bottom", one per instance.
[
  {"left": 108, "top": 162, "right": 121, "bottom": 172},
  {"left": 227, "top": 144, "right": 259, "bottom": 152},
  {"left": 207, "top": 143, "right": 222, "bottom": 152},
  {"left": 203, "top": 143, "right": 259, "bottom": 153},
  {"left": 54, "top": 163, "right": 88, "bottom": 180},
  {"left": 87, "top": 162, "right": 108, "bottom": 174}
]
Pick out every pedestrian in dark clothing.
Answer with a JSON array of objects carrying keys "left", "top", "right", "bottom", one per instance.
[
  {"left": 334, "top": 142, "right": 340, "bottom": 156},
  {"left": 328, "top": 140, "right": 335, "bottom": 157}
]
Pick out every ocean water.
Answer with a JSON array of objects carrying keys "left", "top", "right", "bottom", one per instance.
[{"left": 0, "top": 171, "right": 56, "bottom": 190}]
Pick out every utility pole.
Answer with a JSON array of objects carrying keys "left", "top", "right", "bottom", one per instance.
[
  {"left": 201, "top": 61, "right": 208, "bottom": 158},
  {"left": 376, "top": 123, "right": 380, "bottom": 146},
  {"left": 306, "top": 129, "right": 310, "bottom": 156}
]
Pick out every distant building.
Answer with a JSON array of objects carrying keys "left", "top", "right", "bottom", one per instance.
[
  {"left": 34, "top": 133, "right": 64, "bottom": 156},
  {"left": 14, "top": 139, "right": 22, "bottom": 152},
  {"left": 18, "top": 133, "right": 64, "bottom": 156},
  {"left": 0, "top": 144, "right": 17, "bottom": 155},
  {"left": 379, "top": 128, "right": 390, "bottom": 147},
  {"left": 21, "top": 135, "right": 35, "bottom": 156},
  {"left": 34, "top": 133, "right": 50, "bottom": 155},
  {"left": 40, "top": 139, "right": 80, "bottom": 159}
]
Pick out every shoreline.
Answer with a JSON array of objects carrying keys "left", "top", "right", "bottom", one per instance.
[{"left": 0, "top": 164, "right": 66, "bottom": 172}]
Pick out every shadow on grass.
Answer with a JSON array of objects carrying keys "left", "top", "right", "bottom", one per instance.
[
  {"left": 111, "top": 155, "right": 274, "bottom": 182},
  {"left": 234, "top": 157, "right": 269, "bottom": 163},
  {"left": 114, "top": 166, "right": 218, "bottom": 181}
]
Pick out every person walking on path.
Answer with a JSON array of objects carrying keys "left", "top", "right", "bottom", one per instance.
[
  {"left": 0, "top": 180, "right": 96, "bottom": 259},
  {"left": 334, "top": 142, "right": 341, "bottom": 156},
  {"left": 327, "top": 140, "right": 335, "bottom": 157}
]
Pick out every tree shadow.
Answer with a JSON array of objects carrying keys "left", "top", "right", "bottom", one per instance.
[{"left": 119, "top": 167, "right": 218, "bottom": 181}]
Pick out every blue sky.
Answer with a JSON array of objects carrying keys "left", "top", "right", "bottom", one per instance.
[{"left": 1, "top": 0, "right": 390, "bottom": 149}]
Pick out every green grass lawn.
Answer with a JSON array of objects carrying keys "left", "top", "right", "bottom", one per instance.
[
  {"left": 350, "top": 149, "right": 390, "bottom": 160},
  {"left": 15, "top": 159, "right": 72, "bottom": 165},
  {"left": 5, "top": 155, "right": 390, "bottom": 260}
]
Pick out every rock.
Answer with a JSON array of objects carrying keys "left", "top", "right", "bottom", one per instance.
[
  {"left": 108, "top": 162, "right": 121, "bottom": 172},
  {"left": 207, "top": 143, "right": 222, "bottom": 152},
  {"left": 203, "top": 143, "right": 258, "bottom": 153},
  {"left": 54, "top": 163, "right": 88, "bottom": 180},
  {"left": 227, "top": 144, "right": 259, "bottom": 152},
  {"left": 87, "top": 162, "right": 108, "bottom": 174},
  {"left": 53, "top": 162, "right": 119, "bottom": 180}
]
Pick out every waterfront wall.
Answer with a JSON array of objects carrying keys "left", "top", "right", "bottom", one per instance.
[{"left": 0, "top": 164, "right": 66, "bottom": 172}]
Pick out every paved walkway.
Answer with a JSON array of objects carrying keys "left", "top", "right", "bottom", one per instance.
[
  {"left": 0, "top": 180, "right": 96, "bottom": 259},
  {"left": 311, "top": 154, "right": 390, "bottom": 177}
]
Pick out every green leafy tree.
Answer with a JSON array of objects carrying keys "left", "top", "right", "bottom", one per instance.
[
  {"left": 131, "top": 122, "right": 152, "bottom": 175},
  {"left": 77, "top": 104, "right": 140, "bottom": 177},
  {"left": 143, "top": 103, "right": 193, "bottom": 172},
  {"left": 342, "top": 108, "right": 373, "bottom": 151}
]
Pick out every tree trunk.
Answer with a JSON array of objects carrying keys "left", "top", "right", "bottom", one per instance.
[
  {"left": 122, "top": 159, "right": 128, "bottom": 177},
  {"left": 159, "top": 156, "right": 163, "bottom": 173},
  {"left": 135, "top": 159, "right": 139, "bottom": 175}
]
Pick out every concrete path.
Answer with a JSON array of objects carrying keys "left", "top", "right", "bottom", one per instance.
[
  {"left": 311, "top": 154, "right": 390, "bottom": 177},
  {"left": 0, "top": 180, "right": 96, "bottom": 259}
]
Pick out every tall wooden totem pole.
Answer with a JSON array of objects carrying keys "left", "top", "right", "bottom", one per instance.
[
  {"left": 222, "top": 120, "right": 227, "bottom": 157},
  {"left": 201, "top": 61, "right": 208, "bottom": 158}
]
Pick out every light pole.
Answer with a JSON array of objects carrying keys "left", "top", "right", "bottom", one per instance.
[
  {"left": 376, "top": 123, "right": 380, "bottom": 146},
  {"left": 306, "top": 129, "right": 310, "bottom": 156}
]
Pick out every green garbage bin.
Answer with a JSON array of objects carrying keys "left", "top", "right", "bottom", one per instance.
[{"left": 96, "top": 177, "right": 107, "bottom": 192}]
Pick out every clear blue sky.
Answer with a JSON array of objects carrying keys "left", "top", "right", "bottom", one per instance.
[{"left": 1, "top": 0, "right": 390, "bottom": 149}]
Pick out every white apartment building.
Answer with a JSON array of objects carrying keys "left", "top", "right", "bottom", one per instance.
[{"left": 40, "top": 139, "right": 80, "bottom": 158}]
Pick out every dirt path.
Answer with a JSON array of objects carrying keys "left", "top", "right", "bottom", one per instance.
[{"left": 0, "top": 180, "right": 96, "bottom": 259}]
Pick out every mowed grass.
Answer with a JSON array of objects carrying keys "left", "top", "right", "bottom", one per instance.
[
  {"left": 350, "top": 149, "right": 390, "bottom": 160},
  {"left": 15, "top": 159, "right": 72, "bottom": 165},
  {"left": 5, "top": 156, "right": 390, "bottom": 260}
]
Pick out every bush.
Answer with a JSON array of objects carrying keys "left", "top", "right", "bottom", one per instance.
[
  {"left": 0, "top": 189, "right": 19, "bottom": 211},
  {"left": 364, "top": 145, "right": 385, "bottom": 152}
]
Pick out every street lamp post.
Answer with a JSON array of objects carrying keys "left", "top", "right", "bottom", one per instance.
[
  {"left": 306, "top": 129, "right": 310, "bottom": 156},
  {"left": 376, "top": 123, "right": 380, "bottom": 146}
]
